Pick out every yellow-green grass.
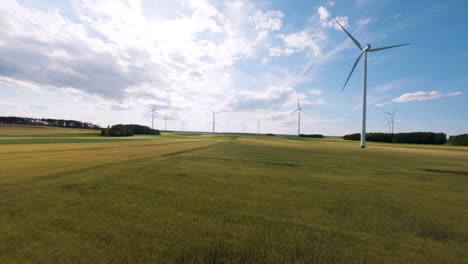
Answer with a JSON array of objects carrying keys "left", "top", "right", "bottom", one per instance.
[{"left": 0, "top": 135, "right": 467, "bottom": 263}]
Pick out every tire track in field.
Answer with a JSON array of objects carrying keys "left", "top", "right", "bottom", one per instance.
[{"left": 162, "top": 137, "right": 237, "bottom": 157}]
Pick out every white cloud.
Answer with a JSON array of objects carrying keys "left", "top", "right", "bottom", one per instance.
[
  {"left": 308, "top": 88, "right": 323, "bottom": 95},
  {"left": 282, "top": 31, "right": 323, "bottom": 56},
  {"left": 317, "top": 6, "right": 348, "bottom": 29},
  {"left": 0, "top": 0, "right": 268, "bottom": 106},
  {"left": 318, "top": 6, "right": 330, "bottom": 25},
  {"left": 447, "top": 92, "right": 462, "bottom": 97},
  {"left": 226, "top": 86, "right": 306, "bottom": 111},
  {"left": 356, "top": 18, "right": 371, "bottom": 26},
  {"left": 0, "top": 76, "right": 41, "bottom": 92},
  {"left": 251, "top": 10, "right": 284, "bottom": 31},
  {"left": 393, "top": 91, "right": 443, "bottom": 103},
  {"left": 375, "top": 102, "right": 390, "bottom": 107},
  {"left": 263, "top": 30, "right": 324, "bottom": 62}
]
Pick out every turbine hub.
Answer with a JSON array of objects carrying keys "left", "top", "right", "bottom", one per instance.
[{"left": 364, "top": 44, "right": 371, "bottom": 51}]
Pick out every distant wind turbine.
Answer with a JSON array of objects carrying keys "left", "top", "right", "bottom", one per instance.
[
  {"left": 385, "top": 116, "right": 392, "bottom": 133},
  {"left": 337, "top": 20, "right": 409, "bottom": 148},
  {"left": 256, "top": 120, "right": 261, "bottom": 135},
  {"left": 181, "top": 120, "right": 185, "bottom": 132},
  {"left": 291, "top": 100, "right": 305, "bottom": 137},
  {"left": 149, "top": 105, "right": 158, "bottom": 130},
  {"left": 163, "top": 114, "right": 169, "bottom": 131},
  {"left": 385, "top": 110, "right": 396, "bottom": 134},
  {"left": 211, "top": 110, "right": 221, "bottom": 133}
]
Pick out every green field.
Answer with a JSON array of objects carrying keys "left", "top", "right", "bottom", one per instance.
[{"left": 1, "top": 130, "right": 467, "bottom": 263}]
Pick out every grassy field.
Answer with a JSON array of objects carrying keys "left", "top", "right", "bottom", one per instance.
[
  {"left": 0, "top": 124, "right": 101, "bottom": 136},
  {"left": 0, "top": 130, "right": 467, "bottom": 263}
]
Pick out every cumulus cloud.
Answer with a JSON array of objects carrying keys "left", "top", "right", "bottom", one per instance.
[
  {"left": 0, "top": 0, "right": 345, "bottom": 133},
  {"left": 393, "top": 91, "right": 443, "bottom": 103},
  {"left": 265, "top": 30, "right": 324, "bottom": 61},
  {"left": 318, "top": 6, "right": 330, "bottom": 25},
  {"left": 317, "top": 6, "right": 348, "bottom": 29},
  {"left": 0, "top": 0, "right": 266, "bottom": 104},
  {"left": 251, "top": 10, "right": 284, "bottom": 31}
]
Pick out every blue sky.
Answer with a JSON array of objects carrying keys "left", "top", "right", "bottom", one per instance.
[{"left": 0, "top": 0, "right": 466, "bottom": 135}]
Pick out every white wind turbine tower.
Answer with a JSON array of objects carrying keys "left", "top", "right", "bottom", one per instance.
[
  {"left": 149, "top": 105, "right": 158, "bottom": 130},
  {"left": 256, "top": 120, "right": 261, "bottom": 135},
  {"left": 385, "top": 110, "right": 396, "bottom": 134},
  {"left": 291, "top": 100, "right": 305, "bottom": 137},
  {"left": 211, "top": 110, "right": 221, "bottom": 133},
  {"left": 163, "top": 114, "right": 169, "bottom": 131},
  {"left": 385, "top": 116, "right": 392, "bottom": 133},
  {"left": 337, "top": 20, "right": 409, "bottom": 148}
]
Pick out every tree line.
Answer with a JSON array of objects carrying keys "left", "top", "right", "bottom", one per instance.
[
  {"left": 0, "top": 116, "right": 101, "bottom": 129},
  {"left": 448, "top": 134, "right": 468, "bottom": 145},
  {"left": 343, "top": 132, "right": 447, "bottom": 144},
  {"left": 101, "top": 124, "right": 160, "bottom": 137},
  {"left": 299, "top": 134, "right": 324, "bottom": 138}
]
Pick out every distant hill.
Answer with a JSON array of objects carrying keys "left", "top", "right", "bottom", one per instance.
[{"left": 0, "top": 116, "right": 101, "bottom": 130}]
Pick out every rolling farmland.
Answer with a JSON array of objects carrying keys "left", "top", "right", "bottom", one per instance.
[{"left": 0, "top": 126, "right": 467, "bottom": 263}]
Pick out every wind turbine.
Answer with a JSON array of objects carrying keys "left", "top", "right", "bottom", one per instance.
[
  {"left": 385, "top": 110, "right": 396, "bottom": 134},
  {"left": 256, "top": 120, "right": 261, "bottom": 135},
  {"left": 149, "top": 105, "right": 158, "bottom": 130},
  {"left": 385, "top": 116, "right": 392, "bottom": 133},
  {"left": 211, "top": 110, "right": 221, "bottom": 133},
  {"left": 291, "top": 100, "right": 305, "bottom": 137},
  {"left": 163, "top": 114, "right": 169, "bottom": 131},
  {"left": 181, "top": 120, "right": 185, "bottom": 132},
  {"left": 337, "top": 20, "right": 409, "bottom": 148}
]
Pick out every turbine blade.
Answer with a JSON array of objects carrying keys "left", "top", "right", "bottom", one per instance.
[
  {"left": 290, "top": 108, "right": 299, "bottom": 115},
  {"left": 341, "top": 52, "right": 363, "bottom": 92},
  {"left": 336, "top": 20, "right": 362, "bottom": 50},
  {"left": 385, "top": 112, "right": 392, "bottom": 115},
  {"left": 368, "top": 43, "right": 410, "bottom": 52}
]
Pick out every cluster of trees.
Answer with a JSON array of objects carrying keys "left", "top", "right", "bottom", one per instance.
[
  {"left": 299, "top": 134, "right": 324, "bottom": 138},
  {"left": 343, "top": 132, "right": 447, "bottom": 144},
  {"left": 0, "top": 116, "right": 101, "bottom": 129},
  {"left": 128, "top": 124, "right": 160, "bottom": 135},
  {"left": 101, "top": 124, "right": 160, "bottom": 137},
  {"left": 343, "top": 133, "right": 392, "bottom": 142},
  {"left": 448, "top": 134, "right": 468, "bottom": 145}
]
